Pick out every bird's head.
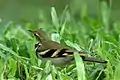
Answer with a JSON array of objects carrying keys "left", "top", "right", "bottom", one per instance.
[{"left": 28, "top": 29, "right": 50, "bottom": 41}]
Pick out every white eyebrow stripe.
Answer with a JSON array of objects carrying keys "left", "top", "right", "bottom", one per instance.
[{"left": 35, "top": 33, "right": 40, "bottom": 37}]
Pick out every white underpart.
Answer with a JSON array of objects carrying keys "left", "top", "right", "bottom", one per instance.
[{"left": 42, "top": 56, "right": 74, "bottom": 66}]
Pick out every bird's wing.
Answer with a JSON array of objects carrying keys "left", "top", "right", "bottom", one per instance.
[{"left": 37, "top": 40, "right": 86, "bottom": 58}]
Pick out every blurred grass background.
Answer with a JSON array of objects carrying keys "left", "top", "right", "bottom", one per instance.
[{"left": 0, "top": 0, "right": 120, "bottom": 80}]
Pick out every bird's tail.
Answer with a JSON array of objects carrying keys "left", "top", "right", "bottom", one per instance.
[{"left": 83, "top": 57, "right": 107, "bottom": 63}]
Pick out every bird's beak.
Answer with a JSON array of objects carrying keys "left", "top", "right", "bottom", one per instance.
[{"left": 28, "top": 30, "right": 34, "bottom": 33}]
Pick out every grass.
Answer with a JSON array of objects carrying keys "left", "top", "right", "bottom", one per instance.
[{"left": 0, "top": 1, "right": 120, "bottom": 80}]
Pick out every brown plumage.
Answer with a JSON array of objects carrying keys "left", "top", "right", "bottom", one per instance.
[{"left": 29, "top": 29, "right": 107, "bottom": 66}]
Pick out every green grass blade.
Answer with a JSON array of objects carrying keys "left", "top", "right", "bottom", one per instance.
[
  {"left": 51, "top": 7, "right": 59, "bottom": 30},
  {"left": 74, "top": 52, "right": 85, "bottom": 80}
]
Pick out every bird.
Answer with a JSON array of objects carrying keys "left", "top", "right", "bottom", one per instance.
[{"left": 28, "top": 29, "right": 107, "bottom": 66}]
